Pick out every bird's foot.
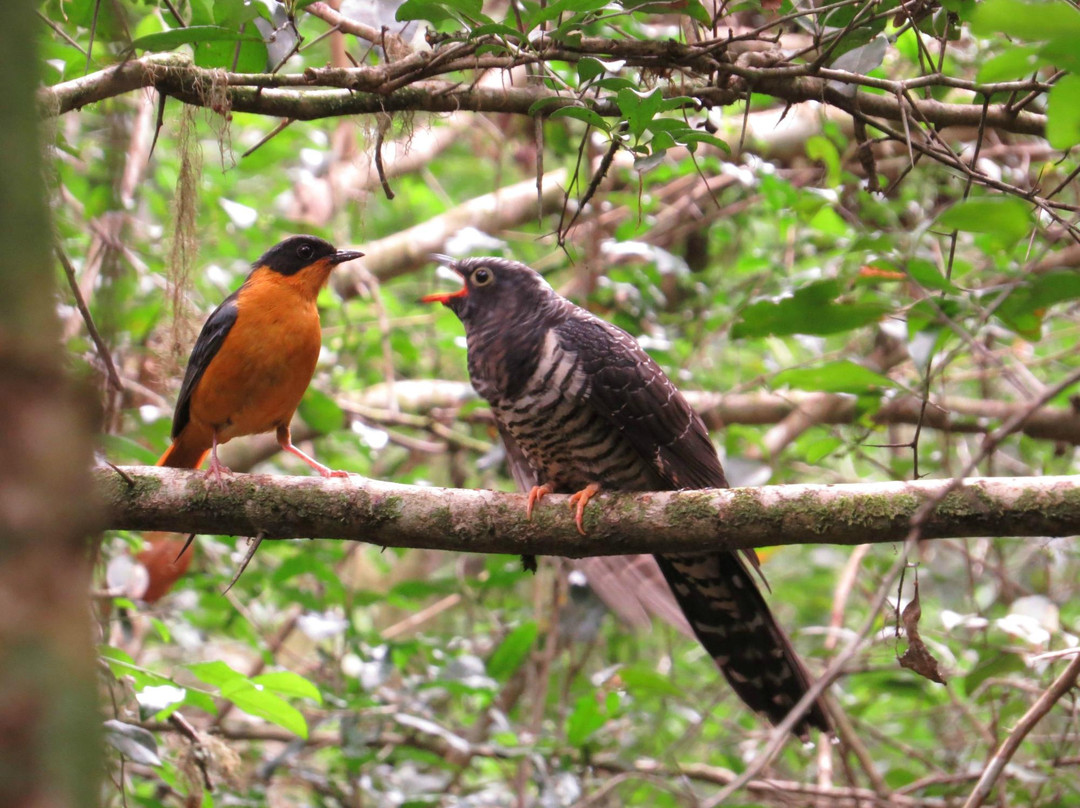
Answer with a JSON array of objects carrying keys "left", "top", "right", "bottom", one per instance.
[
  {"left": 203, "top": 458, "right": 233, "bottom": 486},
  {"left": 526, "top": 483, "right": 553, "bottom": 520},
  {"left": 567, "top": 483, "right": 601, "bottom": 535}
]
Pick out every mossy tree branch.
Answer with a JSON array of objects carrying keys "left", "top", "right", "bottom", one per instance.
[
  {"left": 40, "top": 52, "right": 1047, "bottom": 138},
  {"left": 100, "top": 466, "right": 1080, "bottom": 556}
]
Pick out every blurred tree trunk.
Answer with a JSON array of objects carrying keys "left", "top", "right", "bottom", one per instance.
[{"left": 0, "top": 2, "right": 102, "bottom": 807}]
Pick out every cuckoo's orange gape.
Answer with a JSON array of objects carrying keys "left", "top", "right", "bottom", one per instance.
[{"left": 157, "top": 234, "right": 363, "bottom": 481}]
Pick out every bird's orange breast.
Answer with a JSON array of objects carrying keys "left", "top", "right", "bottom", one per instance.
[{"left": 187, "top": 269, "right": 326, "bottom": 442}]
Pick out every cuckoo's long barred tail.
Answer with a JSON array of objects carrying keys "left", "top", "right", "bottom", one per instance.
[{"left": 426, "top": 256, "right": 830, "bottom": 735}]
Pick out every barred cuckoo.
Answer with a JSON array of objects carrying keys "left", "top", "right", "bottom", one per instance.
[{"left": 425, "top": 256, "right": 830, "bottom": 735}]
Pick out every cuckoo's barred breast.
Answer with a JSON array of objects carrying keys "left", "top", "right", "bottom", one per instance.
[{"left": 433, "top": 256, "right": 830, "bottom": 735}]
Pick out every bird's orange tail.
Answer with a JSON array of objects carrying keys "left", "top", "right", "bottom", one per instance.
[
  {"left": 137, "top": 532, "right": 195, "bottom": 603},
  {"left": 157, "top": 426, "right": 211, "bottom": 469}
]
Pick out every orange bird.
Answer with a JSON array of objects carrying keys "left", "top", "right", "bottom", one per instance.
[{"left": 158, "top": 235, "right": 363, "bottom": 480}]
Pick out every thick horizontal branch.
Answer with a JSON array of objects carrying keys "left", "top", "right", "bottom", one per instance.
[
  {"left": 99, "top": 466, "right": 1080, "bottom": 555},
  {"left": 40, "top": 53, "right": 1046, "bottom": 138}
]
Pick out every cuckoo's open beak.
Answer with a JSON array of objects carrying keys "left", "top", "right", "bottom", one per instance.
[{"left": 421, "top": 255, "right": 466, "bottom": 304}]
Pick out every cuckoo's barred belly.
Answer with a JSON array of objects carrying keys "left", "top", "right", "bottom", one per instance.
[{"left": 489, "top": 332, "right": 649, "bottom": 491}]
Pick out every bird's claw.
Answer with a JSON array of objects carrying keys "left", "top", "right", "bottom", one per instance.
[
  {"left": 526, "top": 483, "right": 553, "bottom": 520},
  {"left": 567, "top": 483, "right": 601, "bottom": 535}
]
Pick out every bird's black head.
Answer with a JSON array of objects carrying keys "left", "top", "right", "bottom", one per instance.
[
  {"left": 422, "top": 257, "right": 557, "bottom": 328},
  {"left": 256, "top": 235, "right": 363, "bottom": 276}
]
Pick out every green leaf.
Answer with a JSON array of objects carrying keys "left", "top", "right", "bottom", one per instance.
[
  {"left": 905, "top": 258, "right": 957, "bottom": 292},
  {"left": 995, "top": 270, "right": 1080, "bottom": 339},
  {"left": 566, "top": 694, "right": 607, "bottom": 746},
  {"left": 773, "top": 360, "right": 892, "bottom": 394},
  {"left": 970, "top": 0, "right": 1080, "bottom": 41},
  {"left": 577, "top": 57, "right": 605, "bottom": 83},
  {"left": 674, "top": 130, "right": 730, "bottom": 152},
  {"left": 732, "top": 280, "right": 889, "bottom": 338},
  {"left": 298, "top": 388, "right": 344, "bottom": 434},
  {"left": 935, "top": 197, "right": 1032, "bottom": 246},
  {"left": 487, "top": 622, "right": 538, "bottom": 681},
  {"left": 803, "top": 436, "right": 844, "bottom": 463},
  {"left": 99, "top": 646, "right": 177, "bottom": 690},
  {"left": 1046, "top": 74, "right": 1080, "bottom": 150},
  {"left": 253, "top": 671, "right": 323, "bottom": 704},
  {"left": 524, "top": 0, "right": 608, "bottom": 31},
  {"left": 618, "top": 667, "right": 683, "bottom": 698},
  {"left": 528, "top": 95, "right": 569, "bottom": 116},
  {"left": 129, "top": 24, "right": 263, "bottom": 53},
  {"left": 549, "top": 105, "right": 610, "bottom": 130},
  {"left": 221, "top": 679, "right": 309, "bottom": 738},
  {"left": 976, "top": 45, "right": 1044, "bottom": 83},
  {"left": 617, "top": 87, "right": 663, "bottom": 139},
  {"left": 964, "top": 652, "right": 1027, "bottom": 697},
  {"left": 187, "top": 660, "right": 246, "bottom": 688},
  {"left": 397, "top": 0, "right": 482, "bottom": 24}
]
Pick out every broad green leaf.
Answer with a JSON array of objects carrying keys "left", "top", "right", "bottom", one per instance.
[
  {"left": 549, "top": 105, "right": 610, "bottom": 130},
  {"left": 487, "top": 622, "right": 538, "bottom": 681},
  {"left": 618, "top": 667, "right": 683, "bottom": 698},
  {"left": 970, "top": 0, "right": 1080, "bottom": 41},
  {"left": 525, "top": 0, "right": 608, "bottom": 31},
  {"left": 773, "top": 360, "right": 892, "bottom": 394},
  {"left": 803, "top": 436, "right": 844, "bottom": 463},
  {"left": 675, "top": 130, "right": 730, "bottom": 152},
  {"left": 576, "top": 57, "right": 605, "bottom": 83},
  {"left": 187, "top": 660, "right": 246, "bottom": 688},
  {"left": 976, "top": 45, "right": 1043, "bottom": 84},
  {"left": 995, "top": 270, "right": 1080, "bottom": 339},
  {"left": 566, "top": 694, "right": 607, "bottom": 746},
  {"left": 905, "top": 258, "right": 957, "bottom": 292},
  {"left": 397, "top": 0, "right": 482, "bottom": 24},
  {"left": 1046, "top": 75, "right": 1080, "bottom": 150},
  {"left": 298, "top": 388, "right": 344, "bottom": 434},
  {"left": 136, "top": 25, "right": 226, "bottom": 55},
  {"left": 617, "top": 87, "right": 663, "bottom": 139},
  {"left": 221, "top": 679, "right": 309, "bottom": 738},
  {"left": 253, "top": 671, "right": 323, "bottom": 704},
  {"left": 732, "top": 280, "right": 889, "bottom": 338},
  {"left": 935, "top": 197, "right": 1032, "bottom": 246}
]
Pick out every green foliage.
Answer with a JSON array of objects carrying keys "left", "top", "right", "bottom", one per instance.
[{"left": 35, "top": 0, "right": 1080, "bottom": 805}]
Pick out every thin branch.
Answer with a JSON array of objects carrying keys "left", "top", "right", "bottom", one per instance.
[
  {"left": 961, "top": 652, "right": 1080, "bottom": 808},
  {"left": 56, "top": 246, "right": 123, "bottom": 394}
]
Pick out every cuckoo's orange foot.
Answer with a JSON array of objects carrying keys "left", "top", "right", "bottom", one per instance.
[
  {"left": 568, "top": 483, "right": 601, "bottom": 535},
  {"left": 526, "top": 483, "right": 554, "bottom": 520}
]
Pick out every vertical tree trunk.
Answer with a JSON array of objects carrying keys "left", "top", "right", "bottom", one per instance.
[{"left": 0, "top": 2, "right": 103, "bottom": 807}]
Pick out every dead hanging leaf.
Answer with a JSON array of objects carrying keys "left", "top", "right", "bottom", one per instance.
[{"left": 898, "top": 580, "right": 947, "bottom": 684}]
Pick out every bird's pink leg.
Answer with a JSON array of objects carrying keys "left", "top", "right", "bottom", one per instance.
[{"left": 277, "top": 425, "right": 349, "bottom": 478}]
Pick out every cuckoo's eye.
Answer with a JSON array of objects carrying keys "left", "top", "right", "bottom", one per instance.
[
  {"left": 296, "top": 242, "right": 314, "bottom": 260},
  {"left": 473, "top": 267, "right": 494, "bottom": 286}
]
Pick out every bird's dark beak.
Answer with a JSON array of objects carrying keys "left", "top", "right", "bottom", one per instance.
[
  {"left": 421, "top": 256, "right": 467, "bottom": 304},
  {"left": 330, "top": 249, "right": 364, "bottom": 265}
]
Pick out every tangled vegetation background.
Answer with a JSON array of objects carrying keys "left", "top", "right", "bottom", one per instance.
[{"left": 23, "top": 0, "right": 1080, "bottom": 805}]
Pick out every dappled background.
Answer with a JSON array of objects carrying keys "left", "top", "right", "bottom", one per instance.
[{"left": 37, "top": 0, "right": 1080, "bottom": 805}]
